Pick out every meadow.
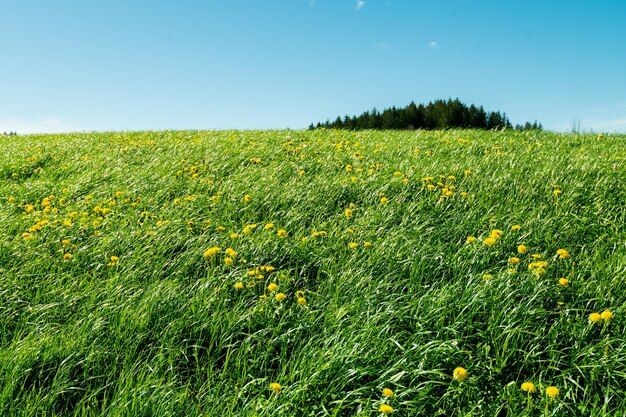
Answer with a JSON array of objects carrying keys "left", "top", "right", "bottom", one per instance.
[{"left": 0, "top": 129, "right": 625, "bottom": 416}]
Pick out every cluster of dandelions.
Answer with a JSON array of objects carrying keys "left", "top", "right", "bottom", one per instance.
[
  {"left": 589, "top": 310, "right": 613, "bottom": 323},
  {"left": 456, "top": 369, "right": 562, "bottom": 408},
  {"left": 469, "top": 228, "right": 616, "bottom": 323},
  {"left": 520, "top": 382, "right": 560, "bottom": 398},
  {"left": 377, "top": 387, "right": 395, "bottom": 414}
]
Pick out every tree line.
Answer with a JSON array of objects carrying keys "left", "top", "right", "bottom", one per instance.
[{"left": 309, "top": 98, "right": 542, "bottom": 131}]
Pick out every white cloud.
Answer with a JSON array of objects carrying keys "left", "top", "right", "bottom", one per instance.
[
  {"left": 0, "top": 117, "right": 75, "bottom": 134},
  {"left": 428, "top": 41, "right": 439, "bottom": 49},
  {"left": 356, "top": 0, "right": 365, "bottom": 10}
]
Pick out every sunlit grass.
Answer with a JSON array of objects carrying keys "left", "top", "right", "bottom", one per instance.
[{"left": 0, "top": 129, "right": 625, "bottom": 416}]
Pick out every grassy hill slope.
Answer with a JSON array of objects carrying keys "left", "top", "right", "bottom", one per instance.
[{"left": 0, "top": 129, "right": 625, "bottom": 416}]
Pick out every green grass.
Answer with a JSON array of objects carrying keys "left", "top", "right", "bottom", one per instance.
[{"left": 0, "top": 129, "right": 625, "bottom": 416}]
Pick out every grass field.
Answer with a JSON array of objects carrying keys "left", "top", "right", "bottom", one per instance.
[{"left": 1, "top": 129, "right": 625, "bottom": 416}]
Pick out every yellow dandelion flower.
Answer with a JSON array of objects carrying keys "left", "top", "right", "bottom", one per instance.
[
  {"left": 509, "top": 257, "right": 520, "bottom": 264},
  {"left": 558, "top": 278, "right": 569, "bottom": 287},
  {"left": 244, "top": 194, "right": 252, "bottom": 202},
  {"left": 511, "top": 224, "right": 521, "bottom": 231},
  {"left": 363, "top": 241, "right": 372, "bottom": 247},
  {"left": 275, "top": 292, "right": 287, "bottom": 302},
  {"left": 483, "top": 274, "right": 493, "bottom": 280},
  {"left": 382, "top": 388, "right": 395, "bottom": 398},
  {"left": 267, "top": 283, "right": 278, "bottom": 292},
  {"left": 299, "top": 169, "right": 305, "bottom": 176},
  {"left": 234, "top": 282, "right": 244, "bottom": 290},
  {"left": 464, "top": 169, "right": 472, "bottom": 175},
  {"left": 483, "top": 237, "right": 497, "bottom": 247},
  {"left": 349, "top": 242, "right": 359, "bottom": 249},
  {"left": 63, "top": 253, "right": 73, "bottom": 261},
  {"left": 545, "top": 386, "right": 559, "bottom": 398},
  {"left": 277, "top": 229, "right": 288, "bottom": 238},
  {"left": 62, "top": 239, "right": 71, "bottom": 245},
  {"left": 466, "top": 236, "right": 477, "bottom": 243},
  {"left": 8, "top": 196, "right": 15, "bottom": 203},
  {"left": 521, "top": 382, "right": 536, "bottom": 393},
  {"left": 528, "top": 261, "right": 548, "bottom": 270},
  {"left": 106, "top": 255, "right": 119, "bottom": 267},
  {"left": 517, "top": 245, "right": 527, "bottom": 254},
  {"left": 297, "top": 297, "right": 307, "bottom": 306},
  {"left": 490, "top": 229, "right": 504, "bottom": 239},
  {"left": 224, "top": 257, "right": 234, "bottom": 265},
  {"left": 589, "top": 312, "right": 602, "bottom": 323},
  {"left": 378, "top": 404, "right": 393, "bottom": 414},
  {"left": 601, "top": 310, "right": 613, "bottom": 321},
  {"left": 453, "top": 367, "right": 468, "bottom": 382},
  {"left": 295, "top": 290, "right": 304, "bottom": 298},
  {"left": 556, "top": 249, "right": 570, "bottom": 259},
  {"left": 225, "top": 248, "right": 237, "bottom": 258},
  {"left": 553, "top": 189, "right": 562, "bottom": 196},
  {"left": 203, "top": 247, "right": 221, "bottom": 258},
  {"left": 269, "top": 382, "right": 282, "bottom": 393},
  {"left": 380, "top": 197, "right": 389, "bottom": 204},
  {"left": 345, "top": 208, "right": 353, "bottom": 218},
  {"left": 264, "top": 223, "right": 274, "bottom": 230},
  {"left": 229, "top": 233, "right": 238, "bottom": 239}
]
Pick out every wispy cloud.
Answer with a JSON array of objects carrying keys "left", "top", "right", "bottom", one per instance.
[
  {"left": 428, "top": 41, "right": 439, "bottom": 49},
  {"left": 0, "top": 117, "right": 75, "bottom": 134},
  {"left": 355, "top": 0, "right": 365, "bottom": 10}
]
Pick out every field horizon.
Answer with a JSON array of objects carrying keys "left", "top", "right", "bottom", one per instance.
[{"left": 1, "top": 128, "right": 625, "bottom": 416}]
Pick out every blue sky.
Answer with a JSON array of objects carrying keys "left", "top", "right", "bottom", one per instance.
[{"left": 2, "top": 0, "right": 626, "bottom": 133}]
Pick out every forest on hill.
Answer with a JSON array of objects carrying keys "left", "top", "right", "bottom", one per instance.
[{"left": 309, "top": 98, "right": 543, "bottom": 131}]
